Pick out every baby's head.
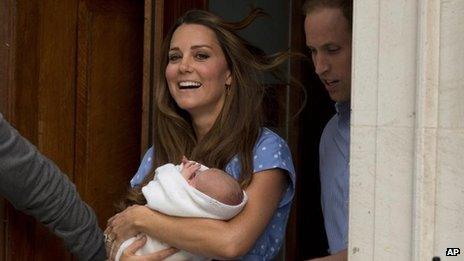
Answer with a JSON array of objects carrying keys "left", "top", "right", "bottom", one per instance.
[{"left": 190, "top": 168, "right": 243, "bottom": 206}]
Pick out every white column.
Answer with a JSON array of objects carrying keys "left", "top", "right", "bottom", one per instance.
[
  {"left": 349, "top": 0, "right": 464, "bottom": 260},
  {"left": 412, "top": 0, "right": 440, "bottom": 260},
  {"left": 434, "top": 1, "right": 464, "bottom": 259}
]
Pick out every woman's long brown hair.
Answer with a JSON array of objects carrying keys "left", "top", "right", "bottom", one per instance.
[{"left": 122, "top": 9, "right": 304, "bottom": 207}]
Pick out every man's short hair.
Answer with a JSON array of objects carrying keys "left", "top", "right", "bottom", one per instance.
[{"left": 303, "top": 0, "right": 353, "bottom": 31}]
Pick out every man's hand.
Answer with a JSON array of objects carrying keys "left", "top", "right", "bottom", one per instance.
[{"left": 308, "top": 249, "right": 347, "bottom": 261}]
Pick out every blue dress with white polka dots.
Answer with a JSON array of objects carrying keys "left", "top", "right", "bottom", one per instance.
[{"left": 130, "top": 128, "right": 296, "bottom": 260}]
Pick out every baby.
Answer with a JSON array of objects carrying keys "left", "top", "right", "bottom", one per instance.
[
  {"left": 115, "top": 157, "right": 247, "bottom": 261},
  {"left": 181, "top": 158, "right": 244, "bottom": 206}
]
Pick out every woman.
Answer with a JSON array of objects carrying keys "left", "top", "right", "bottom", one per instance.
[{"left": 105, "top": 9, "right": 297, "bottom": 260}]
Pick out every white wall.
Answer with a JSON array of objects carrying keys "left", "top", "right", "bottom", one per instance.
[{"left": 349, "top": 0, "right": 464, "bottom": 260}]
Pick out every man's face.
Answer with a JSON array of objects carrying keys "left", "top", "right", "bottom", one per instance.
[{"left": 305, "top": 8, "right": 352, "bottom": 102}]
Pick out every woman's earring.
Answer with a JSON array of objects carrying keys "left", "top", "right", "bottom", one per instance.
[{"left": 225, "top": 84, "right": 231, "bottom": 91}]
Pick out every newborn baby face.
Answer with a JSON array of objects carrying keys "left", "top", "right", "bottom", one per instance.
[
  {"left": 179, "top": 160, "right": 220, "bottom": 189},
  {"left": 180, "top": 158, "right": 202, "bottom": 184},
  {"left": 180, "top": 156, "right": 243, "bottom": 205}
]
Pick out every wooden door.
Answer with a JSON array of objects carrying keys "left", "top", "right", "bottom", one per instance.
[{"left": 0, "top": 0, "right": 144, "bottom": 259}]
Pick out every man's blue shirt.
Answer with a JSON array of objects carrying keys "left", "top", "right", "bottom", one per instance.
[{"left": 319, "top": 101, "right": 350, "bottom": 254}]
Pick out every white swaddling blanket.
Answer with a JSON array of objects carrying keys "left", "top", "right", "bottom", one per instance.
[{"left": 115, "top": 163, "right": 248, "bottom": 261}]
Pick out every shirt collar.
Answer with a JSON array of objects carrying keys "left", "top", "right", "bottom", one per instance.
[{"left": 335, "top": 101, "right": 351, "bottom": 116}]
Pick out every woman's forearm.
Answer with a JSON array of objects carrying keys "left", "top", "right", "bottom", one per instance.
[{"left": 138, "top": 210, "right": 242, "bottom": 258}]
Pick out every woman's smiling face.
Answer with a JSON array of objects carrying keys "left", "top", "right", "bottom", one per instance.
[{"left": 165, "top": 23, "right": 232, "bottom": 118}]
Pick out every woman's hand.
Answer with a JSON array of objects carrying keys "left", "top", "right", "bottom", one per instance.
[
  {"left": 105, "top": 205, "right": 156, "bottom": 260},
  {"left": 120, "top": 235, "right": 178, "bottom": 261}
]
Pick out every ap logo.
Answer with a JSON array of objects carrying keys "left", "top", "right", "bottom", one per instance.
[{"left": 446, "top": 248, "right": 460, "bottom": 256}]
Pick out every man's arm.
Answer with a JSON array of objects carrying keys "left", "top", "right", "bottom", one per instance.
[
  {"left": 308, "top": 249, "right": 347, "bottom": 261},
  {"left": 0, "top": 113, "right": 106, "bottom": 261}
]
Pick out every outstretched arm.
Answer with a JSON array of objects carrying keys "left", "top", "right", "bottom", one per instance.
[
  {"left": 0, "top": 113, "right": 105, "bottom": 261},
  {"left": 107, "top": 168, "right": 287, "bottom": 259}
]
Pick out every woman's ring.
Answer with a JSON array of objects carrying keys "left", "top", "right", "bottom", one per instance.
[{"left": 104, "top": 233, "right": 114, "bottom": 244}]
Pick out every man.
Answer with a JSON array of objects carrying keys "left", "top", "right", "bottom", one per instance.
[
  {"left": 0, "top": 113, "right": 106, "bottom": 260},
  {"left": 303, "top": 0, "right": 352, "bottom": 260}
]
